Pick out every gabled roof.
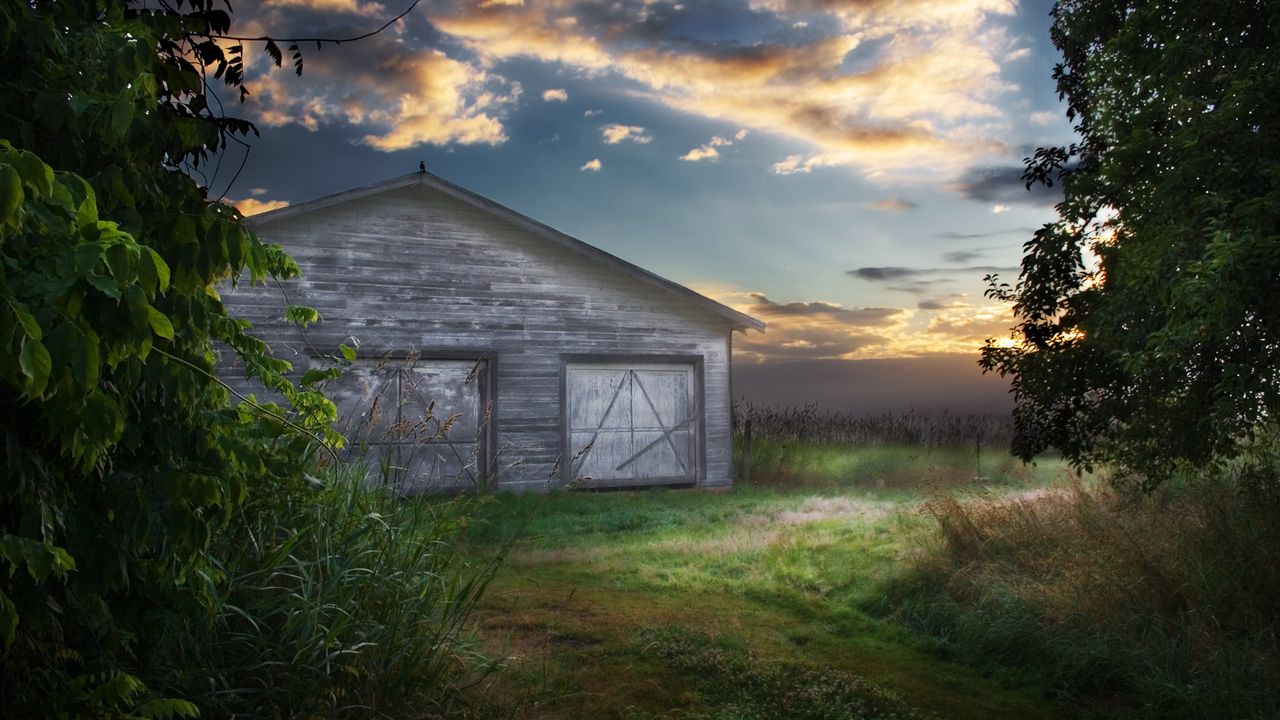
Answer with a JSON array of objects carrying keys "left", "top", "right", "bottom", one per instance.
[{"left": 248, "top": 172, "right": 765, "bottom": 332}]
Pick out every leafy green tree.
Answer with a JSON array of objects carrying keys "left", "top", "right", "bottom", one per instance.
[
  {"left": 0, "top": 1, "right": 342, "bottom": 713},
  {"left": 982, "top": 0, "right": 1280, "bottom": 486}
]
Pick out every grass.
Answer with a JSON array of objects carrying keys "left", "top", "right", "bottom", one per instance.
[
  {"left": 880, "top": 476, "right": 1280, "bottom": 719},
  {"left": 168, "top": 463, "right": 506, "bottom": 718},
  {"left": 741, "top": 437, "right": 1053, "bottom": 490},
  {"left": 449, "top": 438, "right": 1080, "bottom": 719}
]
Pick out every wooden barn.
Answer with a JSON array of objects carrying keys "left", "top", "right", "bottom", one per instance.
[{"left": 223, "top": 172, "right": 764, "bottom": 493}]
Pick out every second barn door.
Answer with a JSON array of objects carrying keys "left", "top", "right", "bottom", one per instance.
[{"left": 565, "top": 362, "right": 699, "bottom": 487}]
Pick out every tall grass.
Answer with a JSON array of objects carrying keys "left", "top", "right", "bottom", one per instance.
[
  {"left": 734, "top": 402, "right": 1013, "bottom": 449},
  {"left": 878, "top": 472, "right": 1280, "bottom": 718},
  {"left": 163, "top": 463, "right": 507, "bottom": 718}
]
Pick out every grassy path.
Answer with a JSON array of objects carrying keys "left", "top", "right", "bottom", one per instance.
[{"left": 458, "top": 456, "right": 1078, "bottom": 719}]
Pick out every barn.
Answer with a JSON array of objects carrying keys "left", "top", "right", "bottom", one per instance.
[{"left": 223, "top": 171, "right": 764, "bottom": 493}]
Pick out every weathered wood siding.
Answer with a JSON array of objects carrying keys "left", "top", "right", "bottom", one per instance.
[{"left": 221, "top": 180, "right": 736, "bottom": 491}]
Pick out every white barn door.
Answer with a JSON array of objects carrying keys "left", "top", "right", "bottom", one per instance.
[
  {"left": 566, "top": 362, "right": 698, "bottom": 486},
  {"left": 330, "top": 358, "right": 487, "bottom": 492}
]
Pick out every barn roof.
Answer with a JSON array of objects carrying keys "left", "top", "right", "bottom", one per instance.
[{"left": 248, "top": 172, "right": 766, "bottom": 332}]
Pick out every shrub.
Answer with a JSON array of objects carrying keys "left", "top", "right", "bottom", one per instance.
[{"left": 878, "top": 468, "right": 1280, "bottom": 718}]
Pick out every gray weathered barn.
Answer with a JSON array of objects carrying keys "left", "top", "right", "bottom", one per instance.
[{"left": 223, "top": 172, "right": 763, "bottom": 493}]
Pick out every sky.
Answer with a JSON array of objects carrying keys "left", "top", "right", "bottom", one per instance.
[{"left": 207, "top": 0, "right": 1077, "bottom": 415}]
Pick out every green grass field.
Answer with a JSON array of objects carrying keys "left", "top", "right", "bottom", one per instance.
[{"left": 455, "top": 440, "right": 1081, "bottom": 719}]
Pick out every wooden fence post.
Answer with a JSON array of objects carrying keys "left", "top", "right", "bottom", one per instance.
[{"left": 741, "top": 418, "right": 752, "bottom": 485}]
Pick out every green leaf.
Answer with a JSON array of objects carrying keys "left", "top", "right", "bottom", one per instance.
[
  {"left": 74, "top": 242, "right": 103, "bottom": 273},
  {"left": 75, "top": 191, "right": 98, "bottom": 230},
  {"left": 300, "top": 367, "right": 342, "bottom": 386},
  {"left": 0, "top": 589, "right": 16, "bottom": 647},
  {"left": 173, "top": 215, "right": 197, "bottom": 245},
  {"left": 136, "top": 698, "right": 200, "bottom": 719},
  {"left": 0, "top": 535, "right": 74, "bottom": 581},
  {"left": 148, "top": 307, "right": 174, "bottom": 340},
  {"left": 0, "top": 164, "right": 21, "bottom": 227},
  {"left": 19, "top": 337, "right": 52, "bottom": 396},
  {"left": 126, "top": 285, "right": 150, "bottom": 338},
  {"left": 8, "top": 149, "right": 52, "bottom": 196},
  {"left": 104, "top": 243, "right": 136, "bottom": 285},
  {"left": 10, "top": 303, "right": 41, "bottom": 341},
  {"left": 86, "top": 274, "right": 121, "bottom": 299},
  {"left": 67, "top": 94, "right": 90, "bottom": 117},
  {"left": 110, "top": 98, "right": 132, "bottom": 138},
  {"left": 284, "top": 304, "right": 320, "bottom": 328},
  {"left": 339, "top": 343, "right": 356, "bottom": 363},
  {"left": 145, "top": 247, "right": 171, "bottom": 291}
]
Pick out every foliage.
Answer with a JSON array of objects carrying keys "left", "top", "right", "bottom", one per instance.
[
  {"left": 175, "top": 464, "right": 504, "bottom": 717},
  {"left": 981, "top": 0, "right": 1280, "bottom": 485},
  {"left": 879, "top": 470, "right": 1280, "bottom": 719},
  {"left": 0, "top": 1, "right": 345, "bottom": 714}
]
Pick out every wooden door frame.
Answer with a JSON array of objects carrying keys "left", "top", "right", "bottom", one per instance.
[
  {"left": 316, "top": 348, "right": 498, "bottom": 492},
  {"left": 558, "top": 353, "right": 706, "bottom": 489}
]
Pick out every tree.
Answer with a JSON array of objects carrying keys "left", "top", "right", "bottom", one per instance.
[
  {"left": 982, "top": 0, "right": 1280, "bottom": 487},
  {"left": 0, "top": 2, "right": 342, "bottom": 713}
]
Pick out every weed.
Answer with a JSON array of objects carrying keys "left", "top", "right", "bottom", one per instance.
[
  {"left": 734, "top": 402, "right": 1013, "bottom": 449},
  {"left": 879, "top": 477, "right": 1280, "bottom": 719},
  {"left": 168, "top": 464, "right": 508, "bottom": 717}
]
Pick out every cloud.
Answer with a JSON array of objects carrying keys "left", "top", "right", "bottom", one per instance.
[
  {"left": 917, "top": 294, "right": 970, "bottom": 310},
  {"left": 231, "top": 197, "right": 290, "bottom": 216},
  {"left": 868, "top": 197, "right": 916, "bottom": 211},
  {"left": 848, "top": 266, "right": 922, "bottom": 281},
  {"left": 679, "top": 133, "right": 739, "bottom": 162},
  {"left": 849, "top": 265, "right": 1018, "bottom": 281},
  {"left": 888, "top": 279, "right": 953, "bottom": 295},
  {"left": 749, "top": 293, "right": 904, "bottom": 326},
  {"left": 938, "top": 227, "right": 1036, "bottom": 240},
  {"left": 249, "top": 187, "right": 269, "bottom": 197},
  {"left": 991, "top": 203, "right": 1009, "bottom": 213},
  {"left": 579, "top": 157, "right": 602, "bottom": 171},
  {"left": 1029, "top": 110, "right": 1058, "bottom": 126},
  {"left": 262, "top": 0, "right": 387, "bottom": 15},
  {"left": 1004, "top": 47, "right": 1030, "bottom": 61},
  {"left": 951, "top": 164, "right": 1066, "bottom": 206},
  {"left": 703, "top": 286, "right": 1017, "bottom": 362},
  {"left": 601, "top": 123, "right": 652, "bottom": 144},
  {"left": 734, "top": 128, "right": 749, "bottom": 141},
  {"left": 584, "top": 108, "right": 603, "bottom": 117},
  {"left": 943, "top": 250, "right": 983, "bottom": 263},
  {"left": 238, "top": 17, "right": 520, "bottom": 152},
  {"left": 770, "top": 153, "right": 847, "bottom": 175},
  {"left": 542, "top": 88, "right": 569, "bottom": 101},
  {"left": 428, "top": 0, "right": 1022, "bottom": 180},
  {"left": 926, "top": 305, "right": 1014, "bottom": 338},
  {"left": 680, "top": 145, "right": 719, "bottom": 162}
]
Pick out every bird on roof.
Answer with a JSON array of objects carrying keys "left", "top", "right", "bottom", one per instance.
[{"left": 419, "top": 161, "right": 426, "bottom": 173}]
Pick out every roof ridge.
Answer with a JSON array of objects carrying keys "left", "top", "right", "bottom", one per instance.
[{"left": 247, "top": 173, "right": 765, "bottom": 332}]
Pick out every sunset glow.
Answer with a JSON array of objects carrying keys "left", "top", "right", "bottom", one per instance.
[{"left": 216, "top": 0, "right": 1074, "bottom": 412}]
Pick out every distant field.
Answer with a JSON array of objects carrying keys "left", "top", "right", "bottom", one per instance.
[{"left": 454, "top": 440, "right": 1081, "bottom": 720}]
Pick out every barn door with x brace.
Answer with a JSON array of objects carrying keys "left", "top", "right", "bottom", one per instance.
[
  {"left": 565, "top": 362, "right": 699, "bottom": 487},
  {"left": 328, "top": 357, "right": 489, "bottom": 493}
]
